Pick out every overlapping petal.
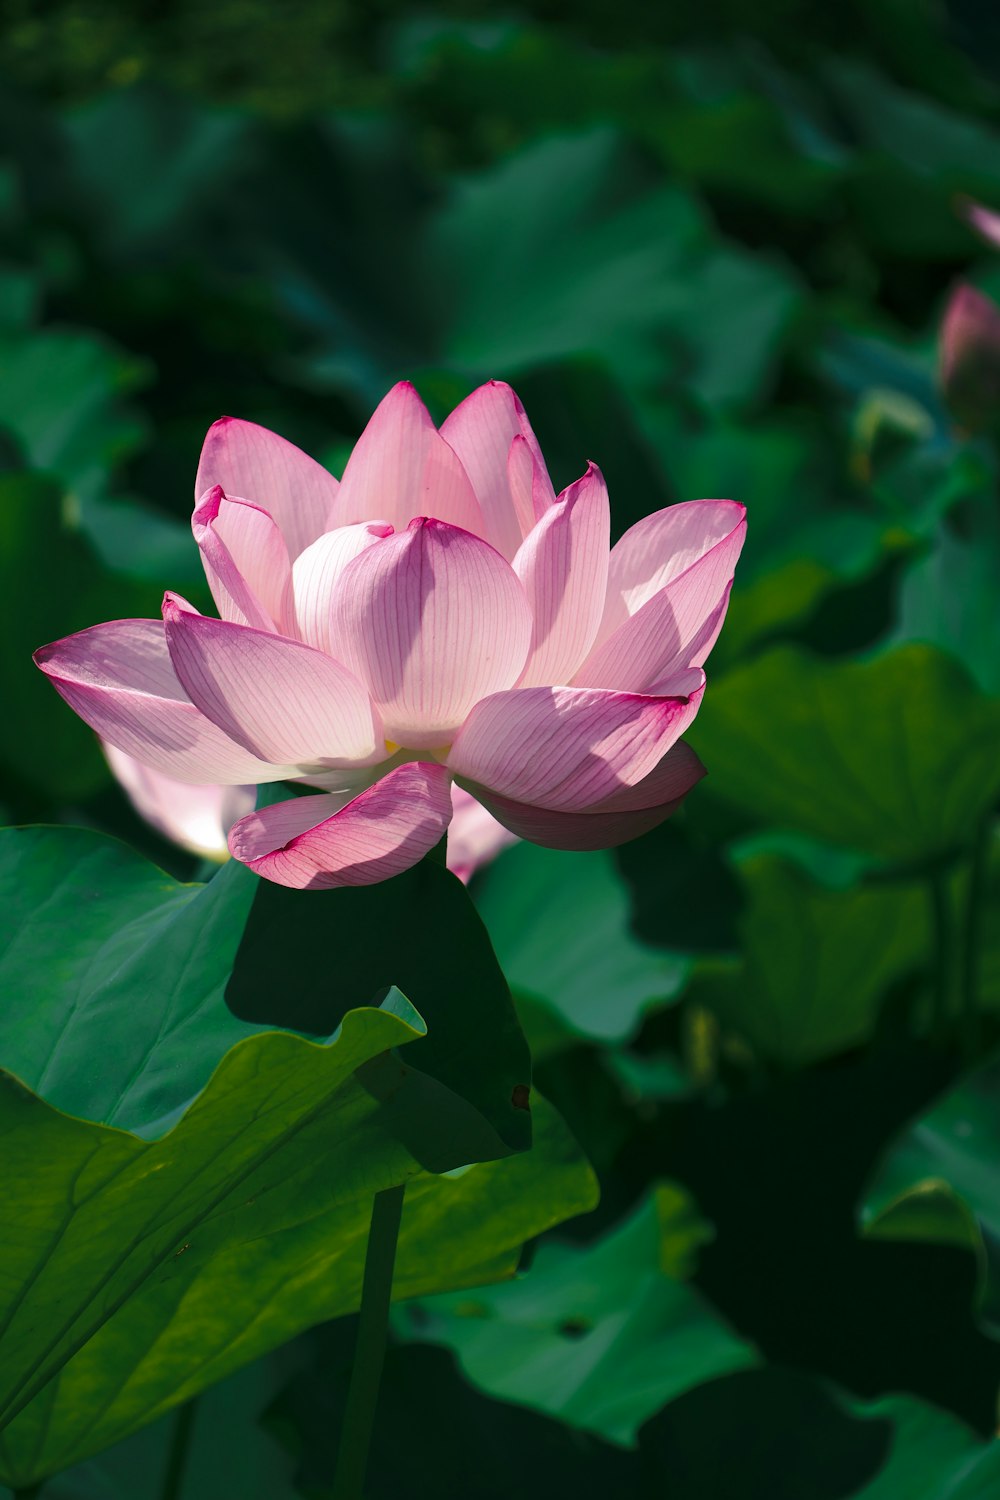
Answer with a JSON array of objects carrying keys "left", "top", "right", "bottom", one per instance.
[
  {"left": 328, "top": 517, "right": 533, "bottom": 749},
  {"left": 506, "top": 434, "right": 552, "bottom": 540},
  {"left": 448, "top": 676, "right": 704, "bottom": 812},
  {"left": 573, "top": 510, "right": 746, "bottom": 691},
  {"left": 193, "top": 486, "right": 295, "bottom": 634},
  {"left": 292, "top": 521, "right": 393, "bottom": 654},
  {"left": 162, "top": 595, "right": 382, "bottom": 768},
  {"left": 228, "top": 761, "right": 454, "bottom": 889},
  {"left": 592, "top": 500, "right": 746, "bottom": 649},
  {"left": 334, "top": 382, "right": 486, "bottom": 536},
  {"left": 196, "top": 417, "right": 338, "bottom": 560},
  {"left": 465, "top": 742, "right": 706, "bottom": 850},
  {"left": 34, "top": 620, "right": 295, "bottom": 784},
  {"left": 440, "top": 380, "right": 556, "bottom": 557},
  {"left": 513, "top": 463, "right": 610, "bottom": 687}
]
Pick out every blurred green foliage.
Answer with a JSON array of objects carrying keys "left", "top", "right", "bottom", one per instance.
[{"left": 1, "top": 0, "right": 1000, "bottom": 1495}]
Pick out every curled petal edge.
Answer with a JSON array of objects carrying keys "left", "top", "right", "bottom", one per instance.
[{"left": 228, "top": 761, "right": 454, "bottom": 890}]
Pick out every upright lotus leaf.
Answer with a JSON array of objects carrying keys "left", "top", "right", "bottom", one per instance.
[
  {"left": 0, "top": 824, "right": 529, "bottom": 1147},
  {"left": 0, "top": 824, "right": 580, "bottom": 1485},
  {"left": 0, "top": 1347, "right": 303, "bottom": 1500},
  {"left": 694, "top": 852, "right": 928, "bottom": 1067},
  {"left": 864, "top": 1057, "right": 1000, "bottom": 1323},
  {"left": 0, "top": 1031, "right": 595, "bottom": 1486},
  {"left": 0, "top": 1350, "right": 305, "bottom": 1500},
  {"left": 690, "top": 644, "right": 1000, "bottom": 864},
  {"left": 395, "top": 1188, "right": 756, "bottom": 1444},
  {"left": 226, "top": 852, "right": 531, "bottom": 1150},
  {"left": 472, "top": 842, "right": 688, "bottom": 1047}
]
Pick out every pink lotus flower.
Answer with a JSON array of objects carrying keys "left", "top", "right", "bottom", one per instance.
[{"left": 36, "top": 382, "right": 745, "bottom": 889}]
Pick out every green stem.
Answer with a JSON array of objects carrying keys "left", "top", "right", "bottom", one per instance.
[
  {"left": 928, "top": 868, "right": 955, "bottom": 1039},
  {"left": 959, "top": 818, "right": 992, "bottom": 1060},
  {"left": 332, "top": 1183, "right": 406, "bottom": 1500},
  {"left": 160, "top": 1400, "right": 197, "bottom": 1500}
]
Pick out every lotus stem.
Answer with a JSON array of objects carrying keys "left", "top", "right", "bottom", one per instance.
[
  {"left": 160, "top": 1399, "right": 196, "bottom": 1500},
  {"left": 332, "top": 1182, "right": 406, "bottom": 1500}
]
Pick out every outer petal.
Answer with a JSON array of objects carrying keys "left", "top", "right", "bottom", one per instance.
[
  {"left": 592, "top": 500, "right": 747, "bottom": 651},
  {"left": 34, "top": 620, "right": 296, "bottom": 784},
  {"left": 228, "top": 762, "right": 454, "bottom": 889},
  {"left": 513, "top": 462, "right": 610, "bottom": 688},
  {"left": 573, "top": 517, "right": 745, "bottom": 692},
  {"left": 292, "top": 521, "right": 393, "bottom": 654},
  {"left": 329, "top": 518, "right": 532, "bottom": 750},
  {"left": 193, "top": 486, "right": 295, "bottom": 634},
  {"left": 163, "top": 596, "right": 383, "bottom": 769},
  {"left": 447, "top": 676, "right": 704, "bottom": 812},
  {"left": 333, "top": 382, "right": 486, "bottom": 536},
  {"left": 507, "top": 434, "right": 552, "bottom": 539},
  {"left": 462, "top": 741, "right": 705, "bottom": 850},
  {"left": 102, "top": 742, "right": 254, "bottom": 860},
  {"left": 446, "top": 784, "right": 519, "bottom": 883},
  {"left": 196, "top": 417, "right": 339, "bottom": 560},
  {"left": 440, "top": 381, "right": 556, "bottom": 558}
]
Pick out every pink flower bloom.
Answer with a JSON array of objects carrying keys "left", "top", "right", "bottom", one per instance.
[
  {"left": 36, "top": 382, "right": 745, "bottom": 890},
  {"left": 939, "top": 283, "right": 1000, "bottom": 435}
]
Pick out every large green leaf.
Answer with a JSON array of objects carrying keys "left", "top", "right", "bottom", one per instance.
[
  {"left": 690, "top": 644, "right": 1000, "bottom": 864},
  {"left": 0, "top": 1012, "right": 595, "bottom": 1486},
  {"left": 226, "top": 848, "right": 531, "bottom": 1150},
  {"left": 0, "top": 825, "right": 530, "bottom": 1148},
  {"left": 473, "top": 842, "right": 688, "bottom": 1046},
  {"left": 396, "top": 1188, "right": 755, "bottom": 1444},
  {"left": 695, "top": 852, "right": 928, "bottom": 1066},
  {"left": 0, "top": 825, "right": 571, "bottom": 1483},
  {"left": 0, "top": 1318, "right": 307, "bottom": 1500}
]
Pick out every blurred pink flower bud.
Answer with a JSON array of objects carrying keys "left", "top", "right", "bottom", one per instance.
[
  {"left": 960, "top": 198, "right": 1000, "bottom": 251},
  {"left": 37, "top": 382, "right": 745, "bottom": 890},
  {"left": 939, "top": 282, "right": 1000, "bottom": 435}
]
